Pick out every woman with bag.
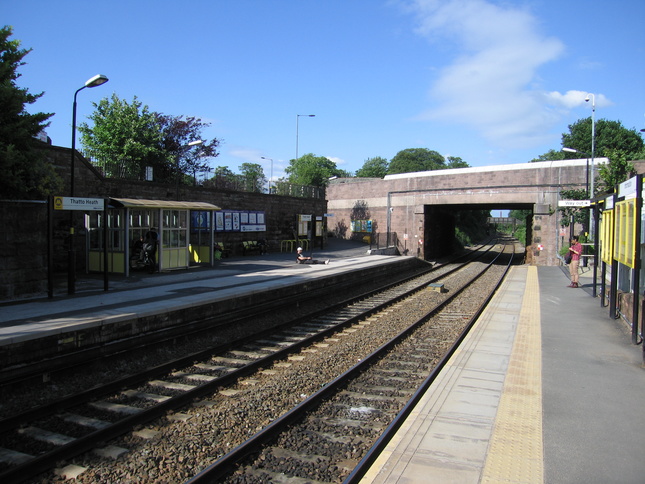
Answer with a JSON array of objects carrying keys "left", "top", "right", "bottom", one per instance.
[{"left": 567, "top": 235, "right": 583, "bottom": 288}]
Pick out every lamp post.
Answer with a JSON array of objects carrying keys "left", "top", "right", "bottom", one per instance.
[
  {"left": 563, "top": 147, "right": 591, "bottom": 194},
  {"left": 585, "top": 93, "right": 596, "bottom": 203},
  {"left": 71, "top": 75, "right": 109, "bottom": 197},
  {"left": 68, "top": 74, "right": 109, "bottom": 295},
  {"left": 261, "top": 156, "right": 273, "bottom": 193},
  {"left": 296, "top": 114, "right": 315, "bottom": 162},
  {"left": 176, "top": 139, "right": 203, "bottom": 200}
]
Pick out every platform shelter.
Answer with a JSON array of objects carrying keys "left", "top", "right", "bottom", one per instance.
[{"left": 87, "top": 198, "right": 221, "bottom": 276}]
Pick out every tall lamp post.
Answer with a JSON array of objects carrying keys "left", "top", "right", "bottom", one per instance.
[
  {"left": 563, "top": 146, "right": 593, "bottom": 239},
  {"left": 68, "top": 74, "right": 109, "bottom": 295},
  {"left": 586, "top": 93, "right": 596, "bottom": 207},
  {"left": 296, "top": 114, "right": 315, "bottom": 161},
  {"left": 261, "top": 156, "right": 273, "bottom": 193},
  {"left": 563, "top": 147, "right": 591, "bottom": 193}
]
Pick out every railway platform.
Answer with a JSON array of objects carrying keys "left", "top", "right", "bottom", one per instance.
[
  {"left": 0, "top": 238, "right": 400, "bottom": 353},
  {"left": 360, "top": 265, "right": 645, "bottom": 484},
  {"left": 1, "top": 241, "right": 644, "bottom": 483}
]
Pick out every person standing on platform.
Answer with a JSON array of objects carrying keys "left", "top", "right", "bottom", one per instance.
[
  {"left": 144, "top": 228, "right": 159, "bottom": 273},
  {"left": 567, "top": 235, "right": 583, "bottom": 288}
]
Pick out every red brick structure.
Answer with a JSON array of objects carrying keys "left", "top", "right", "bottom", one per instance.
[
  {"left": 0, "top": 144, "right": 327, "bottom": 300},
  {"left": 326, "top": 159, "right": 617, "bottom": 266}
]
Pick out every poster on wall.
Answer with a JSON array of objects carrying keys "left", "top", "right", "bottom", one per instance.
[
  {"left": 191, "top": 211, "right": 210, "bottom": 233},
  {"left": 351, "top": 219, "right": 372, "bottom": 233},
  {"left": 216, "top": 211, "right": 266, "bottom": 232}
]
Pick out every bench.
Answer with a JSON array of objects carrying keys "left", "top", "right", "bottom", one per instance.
[{"left": 241, "top": 240, "right": 266, "bottom": 256}]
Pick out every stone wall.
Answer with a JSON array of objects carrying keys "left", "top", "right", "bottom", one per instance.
[
  {"left": 0, "top": 145, "right": 326, "bottom": 300},
  {"left": 0, "top": 201, "right": 49, "bottom": 299}
]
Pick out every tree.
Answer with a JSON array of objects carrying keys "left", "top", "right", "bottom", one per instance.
[
  {"left": 204, "top": 165, "right": 241, "bottom": 190},
  {"left": 285, "top": 153, "right": 341, "bottom": 187},
  {"left": 596, "top": 149, "right": 636, "bottom": 194},
  {"left": 558, "top": 188, "right": 589, "bottom": 233},
  {"left": 446, "top": 156, "right": 470, "bottom": 169},
  {"left": 561, "top": 117, "right": 644, "bottom": 159},
  {"left": 157, "top": 115, "right": 220, "bottom": 185},
  {"left": 356, "top": 156, "right": 388, "bottom": 178},
  {"left": 529, "top": 149, "right": 567, "bottom": 162},
  {"left": 0, "top": 26, "right": 61, "bottom": 199},
  {"left": 78, "top": 94, "right": 166, "bottom": 180},
  {"left": 239, "top": 162, "right": 266, "bottom": 193},
  {"left": 387, "top": 148, "right": 446, "bottom": 175}
]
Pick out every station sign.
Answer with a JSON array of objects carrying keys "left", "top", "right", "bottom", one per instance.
[
  {"left": 54, "top": 196, "right": 104, "bottom": 211},
  {"left": 558, "top": 200, "right": 590, "bottom": 207},
  {"left": 618, "top": 175, "right": 638, "bottom": 199}
]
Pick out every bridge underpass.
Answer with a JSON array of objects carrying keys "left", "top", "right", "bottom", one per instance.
[
  {"left": 421, "top": 203, "right": 534, "bottom": 260},
  {"left": 326, "top": 159, "right": 612, "bottom": 266}
]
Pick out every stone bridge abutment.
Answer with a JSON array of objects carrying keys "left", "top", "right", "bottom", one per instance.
[{"left": 327, "top": 159, "right": 606, "bottom": 266}]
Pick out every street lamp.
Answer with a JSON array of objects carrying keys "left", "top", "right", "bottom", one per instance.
[
  {"left": 71, "top": 74, "right": 109, "bottom": 197},
  {"left": 563, "top": 147, "right": 591, "bottom": 193},
  {"left": 176, "top": 139, "right": 204, "bottom": 199},
  {"left": 261, "top": 156, "right": 273, "bottom": 193},
  {"left": 296, "top": 114, "right": 315, "bottom": 162},
  {"left": 68, "top": 74, "right": 109, "bottom": 295},
  {"left": 585, "top": 93, "right": 596, "bottom": 202}
]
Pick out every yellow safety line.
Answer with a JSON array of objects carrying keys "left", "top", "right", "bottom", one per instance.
[{"left": 481, "top": 265, "right": 544, "bottom": 483}]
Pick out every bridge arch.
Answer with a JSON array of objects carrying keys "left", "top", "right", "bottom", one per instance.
[{"left": 326, "top": 159, "right": 608, "bottom": 266}]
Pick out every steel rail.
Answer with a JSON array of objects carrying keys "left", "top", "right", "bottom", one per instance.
[{"left": 186, "top": 242, "right": 514, "bottom": 482}]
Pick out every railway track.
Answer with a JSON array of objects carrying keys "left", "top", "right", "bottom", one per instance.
[
  {"left": 0, "top": 240, "right": 513, "bottom": 483},
  {"left": 187, "top": 240, "right": 517, "bottom": 483}
]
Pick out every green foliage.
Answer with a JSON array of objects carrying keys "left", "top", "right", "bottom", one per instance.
[
  {"left": 596, "top": 149, "right": 636, "bottom": 193},
  {"left": 558, "top": 188, "right": 589, "bottom": 231},
  {"left": 509, "top": 209, "right": 531, "bottom": 221},
  {"left": 446, "top": 156, "right": 469, "bottom": 168},
  {"left": 529, "top": 149, "right": 567, "bottom": 162},
  {"left": 238, "top": 162, "right": 266, "bottom": 193},
  {"left": 285, "top": 153, "right": 342, "bottom": 187},
  {"left": 454, "top": 227, "right": 472, "bottom": 247},
  {"left": 513, "top": 225, "right": 526, "bottom": 246},
  {"left": 455, "top": 209, "right": 491, "bottom": 245},
  {"left": 0, "top": 26, "right": 61, "bottom": 199},
  {"left": 356, "top": 156, "right": 388, "bottom": 178},
  {"left": 387, "top": 148, "right": 446, "bottom": 174},
  {"left": 562, "top": 117, "right": 644, "bottom": 159},
  {"left": 157, "top": 115, "right": 220, "bottom": 185},
  {"left": 79, "top": 94, "right": 167, "bottom": 180}
]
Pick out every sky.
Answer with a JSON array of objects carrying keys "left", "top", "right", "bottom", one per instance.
[{"left": 5, "top": 0, "right": 645, "bottom": 183}]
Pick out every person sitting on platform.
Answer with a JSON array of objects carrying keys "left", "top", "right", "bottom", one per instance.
[{"left": 296, "top": 247, "right": 329, "bottom": 265}]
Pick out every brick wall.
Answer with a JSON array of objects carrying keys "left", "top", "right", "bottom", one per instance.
[{"left": 0, "top": 145, "right": 326, "bottom": 300}]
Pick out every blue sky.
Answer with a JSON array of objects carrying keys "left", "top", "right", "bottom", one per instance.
[{"left": 6, "top": 0, "right": 645, "bottom": 182}]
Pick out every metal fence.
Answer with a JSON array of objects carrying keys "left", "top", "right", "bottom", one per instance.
[{"left": 83, "top": 152, "right": 325, "bottom": 199}]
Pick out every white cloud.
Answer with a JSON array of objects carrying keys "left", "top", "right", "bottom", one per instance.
[
  {"left": 407, "top": 0, "right": 579, "bottom": 148},
  {"left": 545, "top": 90, "right": 613, "bottom": 110},
  {"left": 326, "top": 156, "right": 346, "bottom": 166}
]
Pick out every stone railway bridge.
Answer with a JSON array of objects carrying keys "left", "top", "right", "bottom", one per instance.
[{"left": 326, "top": 158, "right": 611, "bottom": 266}]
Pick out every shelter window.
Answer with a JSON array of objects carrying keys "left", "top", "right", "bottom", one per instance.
[
  {"left": 129, "top": 209, "right": 155, "bottom": 247},
  {"left": 87, "top": 211, "right": 124, "bottom": 251},
  {"left": 163, "top": 209, "right": 188, "bottom": 249}
]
